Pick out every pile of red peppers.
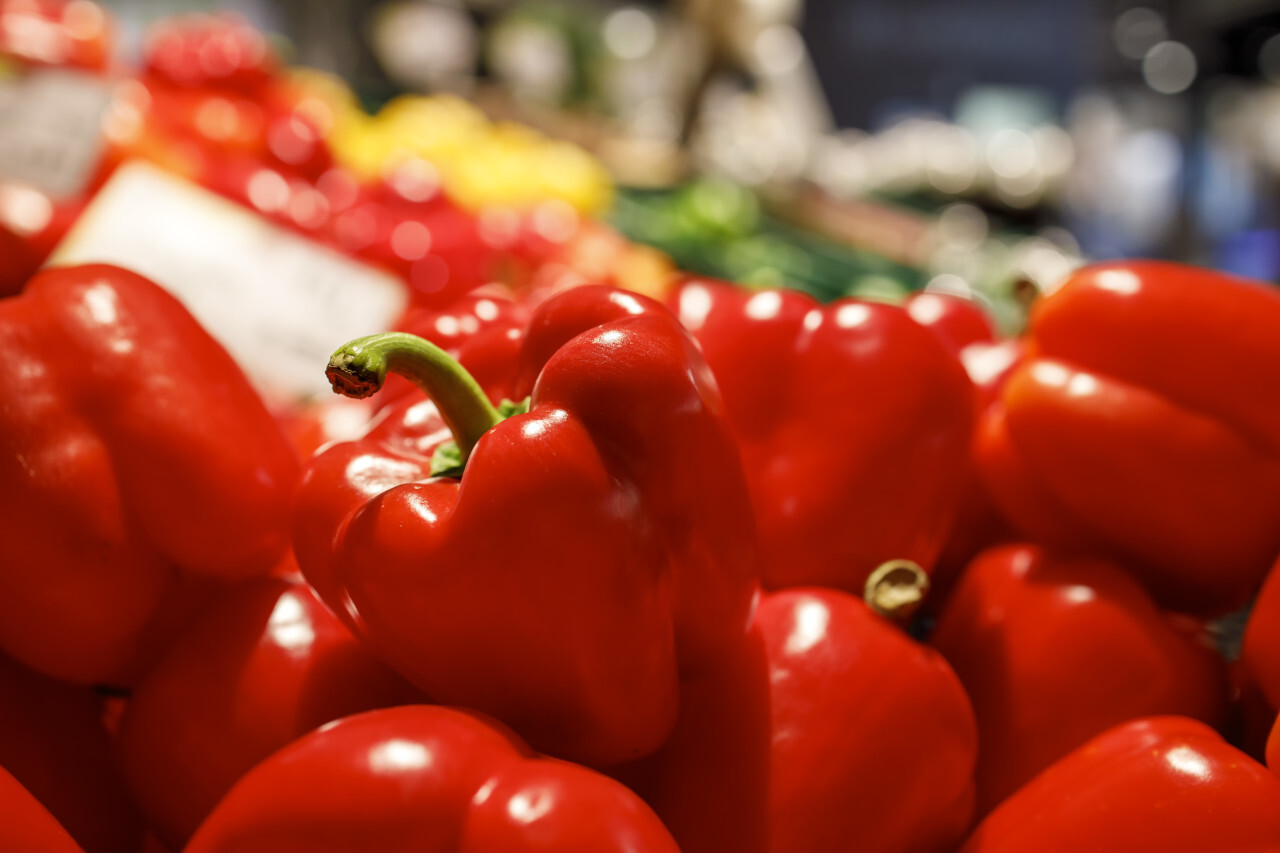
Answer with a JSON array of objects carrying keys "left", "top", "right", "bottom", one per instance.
[
  {"left": 5, "top": 7, "right": 1280, "bottom": 853},
  {"left": 6, "top": 252, "right": 1280, "bottom": 853}
]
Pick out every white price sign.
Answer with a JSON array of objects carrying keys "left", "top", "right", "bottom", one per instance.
[
  {"left": 51, "top": 162, "right": 409, "bottom": 402},
  {"left": 0, "top": 70, "right": 111, "bottom": 198}
]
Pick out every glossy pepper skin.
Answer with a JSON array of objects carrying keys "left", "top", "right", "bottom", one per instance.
[
  {"left": 903, "top": 291, "right": 996, "bottom": 356},
  {"left": 614, "top": 581, "right": 979, "bottom": 853},
  {"left": 959, "top": 717, "right": 1280, "bottom": 852},
  {"left": 759, "top": 588, "right": 978, "bottom": 853},
  {"left": 928, "top": 338, "right": 1026, "bottom": 602},
  {"left": 184, "top": 706, "right": 680, "bottom": 853},
  {"left": 115, "top": 573, "right": 422, "bottom": 849},
  {"left": 294, "top": 286, "right": 758, "bottom": 766},
  {"left": 931, "top": 544, "right": 1227, "bottom": 815},
  {"left": 0, "top": 264, "right": 298, "bottom": 685},
  {"left": 975, "top": 261, "right": 1280, "bottom": 614},
  {"left": 0, "top": 765, "right": 84, "bottom": 853},
  {"left": 668, "top": 277, "right": 973, "bottom": 592},
  {"left": 0, "top": 653, "right": 140, "bottom": 853}
]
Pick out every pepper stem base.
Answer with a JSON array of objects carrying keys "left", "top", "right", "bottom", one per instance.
[{"left": 864, "top": 560, "right": 929, "bottom": 623}]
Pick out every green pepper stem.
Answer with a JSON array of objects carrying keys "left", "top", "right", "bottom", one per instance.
[{"left": 327, "top": 332, "right": 501, "bottom": 461}]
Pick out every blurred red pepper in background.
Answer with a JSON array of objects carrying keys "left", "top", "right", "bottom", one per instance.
[
  {"left": 0, "top": 192, "right": 93, "bottom": 297},
  {"left": 613, "top": 578, "right": 978, "bottom": 853},
  {"left": 115, "top": 573, "right": 422, "bottom": 849},
  {"left": 668, "top": 276, "right": 973, "bottom": 593},
  {"left": 131, "top": 15, "right": 340, "bottom": 221},
  {"left": 0, "top": 1, "right": 114, "bottom": 295},
  {"left": 0, "top": 0, "right": 111, "bottom": 71},
  {"left": 142, "top": 13, "right": 275, "bottom": 92},
  {"left": 903, "top": 290, "right": 996, "bottom": 356},
  {"left": 277, "top": 289, "right": 529, "bottom": 460},
  {"left": 184, "top": 706, "right": 680, "bottom": 853},
  {"left": 959, "top": 717, "right": 1280, "bottom": 852},
  {"left": 975, "top": 261, "right": 1280, "bottom": 615},
  {"left": 388, "top": 289, "right": 530, "bottom": 406},
  {"left": 925, "top": 318, "right": 1026, "bottom": 603},
  {"left": 0, "top": 264, "right": 297, "bottom": 684},
  {"left": 931, "top": 544, "right": 1227, "bottom": 815},
  {"left": 343, "top": 174, "right": 497, "bottom": 308}
]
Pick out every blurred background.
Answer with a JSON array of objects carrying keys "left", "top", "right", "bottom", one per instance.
[{"left": 7, "top": 0, "right": 1280, "bottom": 334}]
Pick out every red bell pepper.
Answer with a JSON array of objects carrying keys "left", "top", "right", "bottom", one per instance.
[
  {"left": 928, "top": 337, "right": 1027, "bottom": 603},
  {"left": 959, "top": 717, "right": 1280, "bottom": 852},
  {"left": 0, "top": 765, "right": 84, "bottom": 853},
  {"left": 759, "top": 585, "right": 977, "bottom": 853},
  {"left": 613, "top": 567, "right": 976, "bottom": 853},
  {"left": 0, "top": 264, "right": 298, "bottom": 684},
  {"left": 294, "top": 285, "right": 758, "bottom": 766},
  {"left": 667, "top": 277, "right": 973, "bottom": 593},
  {"left": 115, "top": 572, "right": 422, "bottom": 849},
  {"left": 975, "top": 261, "right": 1280, "bottom": 614},
  {"left": 903, "top": 290, "right": 996, "bottom": 356},
  {"left": 184, "top": 705, "right": 680, "bottom": 852},
  {"left": 930, "top": 544, "right": 1227, "bottom": 815},
  {"left": 959, "top": 339, "right": 1026, "bottom": 411},
  {"left": 0, "top": 653, "right": 140, "bottom": 853}
]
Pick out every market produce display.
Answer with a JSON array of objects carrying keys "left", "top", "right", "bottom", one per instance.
[{"left": 3, "top": 4, "right": 1280, "bottom": 852}]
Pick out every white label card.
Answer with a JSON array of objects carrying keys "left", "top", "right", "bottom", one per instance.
[
  {"left": 51, "top": 162, "right": 409, "bottom": 402},
  {"left": 0, "top": 69, "right": 111, "bottom": 198}
]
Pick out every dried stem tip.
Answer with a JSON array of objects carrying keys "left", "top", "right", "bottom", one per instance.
[{"left": 864, "top": 559, "right": 930, "bottom": 623}]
